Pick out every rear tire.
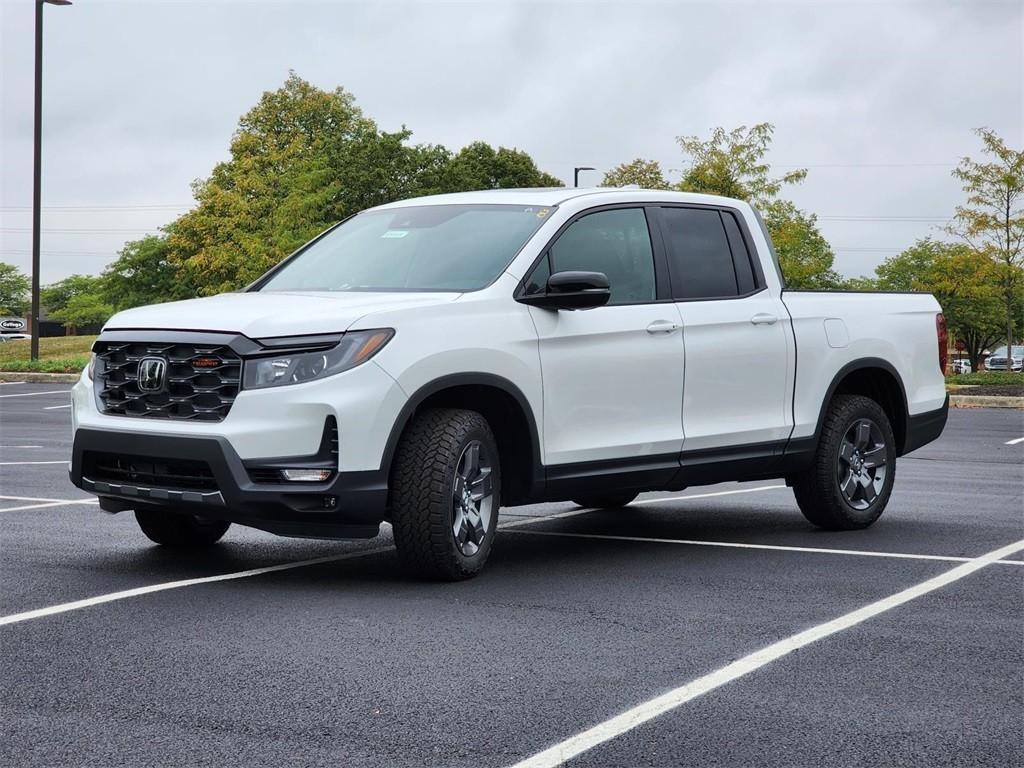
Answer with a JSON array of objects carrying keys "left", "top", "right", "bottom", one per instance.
[
  {"left": 572, "top": 492, "right": 639, "bottom": 509},
  {"left": 135, "top": 508, "right": 230, "bottom": 547},
  {"left": 792, "top": 394, "right": 896, "bottom": 530},
  {"left": 390, "top": 408, "right": 500, "bottom": 580}
]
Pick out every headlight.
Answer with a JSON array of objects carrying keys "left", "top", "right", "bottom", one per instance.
[{"left": 243, "top": 329, "right": 394, "bottom": 390}]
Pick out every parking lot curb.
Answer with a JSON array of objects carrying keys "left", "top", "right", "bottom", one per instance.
[
  {"left": 0, "top": 371, "right": 80, "bottom": 383},
  {"left": 949, "top": 394, "right": 1024, "bottom": 409}
]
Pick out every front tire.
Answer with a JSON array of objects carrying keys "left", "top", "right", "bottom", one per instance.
[
  {"left": 572, "top": 492, "right": 639, "bottom": 509},
  {"left": 792, "top": 394, "right": 896, "bottom": 530},
  {"left": 390, "top": 408, "right": 500, "bottom": 580},
  {"left": 135, "top": 508, "right": 230, "bottom": 547}
]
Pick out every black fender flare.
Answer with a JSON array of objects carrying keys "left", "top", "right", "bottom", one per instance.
[
  {"left": 802, "top": 357, "right": 910, "bottom": 455},
  {"left": 378, "top": 372, "right": 543, "bottom": 487}
]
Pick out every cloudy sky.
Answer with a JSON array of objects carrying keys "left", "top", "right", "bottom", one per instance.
[{"left": 1, "top": 0, "right": 1021, "bottom": 283}]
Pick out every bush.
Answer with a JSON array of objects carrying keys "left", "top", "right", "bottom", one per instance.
[
  {"left": 946, "top": 371, "right": 1022, "bottom": 386},
  {"left": 0, "top": 357, "right": 90, "bottom": 374}
]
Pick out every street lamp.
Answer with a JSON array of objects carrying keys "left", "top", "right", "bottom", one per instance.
[
  {"left": 31, "top": 0, "right": 72, "bottom": 361},
  {"left": 573, "top": 166, "right": 595, "bottom": 188}
]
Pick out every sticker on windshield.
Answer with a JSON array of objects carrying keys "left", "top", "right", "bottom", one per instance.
[{"left": 381, "top": 230, "right": 409, "bottom": 238}]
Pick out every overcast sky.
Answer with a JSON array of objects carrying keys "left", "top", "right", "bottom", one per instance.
[{"left": 1, "top": 0, "right": 1021, "bottom": 284}]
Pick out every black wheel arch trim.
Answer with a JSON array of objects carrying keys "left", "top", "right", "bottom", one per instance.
[
  {"left": 792, "top": 357, "right": 913, "bottom": 459},
  {"left": 378, "top": 372, "right": 545, "bottom": 496}
]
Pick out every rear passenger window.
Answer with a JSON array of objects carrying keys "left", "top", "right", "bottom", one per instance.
[
  {"left": 547, "top": 208, "right": 656, "bottom": 305},
  {"left": 659, "top": 207, "right": 739, "bottom": 300},
  {"left": 721, "top": 212, "right": 757, "bottom": 295}
]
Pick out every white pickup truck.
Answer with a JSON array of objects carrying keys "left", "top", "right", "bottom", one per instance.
[{"left": 70, "top": 188, "right": 949, "bottom": 579}]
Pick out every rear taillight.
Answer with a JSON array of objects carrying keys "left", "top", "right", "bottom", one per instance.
[{"left": 936, "top": 313, "right": 948, "bottom": 374}]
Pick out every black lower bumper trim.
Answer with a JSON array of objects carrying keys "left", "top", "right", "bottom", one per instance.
[
  {"left": 70, "top": 428, "right": 388, "bottom": 539},
  {"left": 902, "top": 394, "right": 949, "bottom": 455}
]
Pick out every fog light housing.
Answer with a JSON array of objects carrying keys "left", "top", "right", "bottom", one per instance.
[{"left": 280, "top": 468, "right": 333, "bottom": 482}]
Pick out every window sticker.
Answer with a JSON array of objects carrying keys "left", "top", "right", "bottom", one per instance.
[{"left": 381, "top": 230, "right": 409, "bottom": 239}]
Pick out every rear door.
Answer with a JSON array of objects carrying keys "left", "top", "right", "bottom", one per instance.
[
  {"left": 653, "top": 205, "right": 793, "bottom": 453},
  {"left": 522, "top": 206, "right": 685, "bottom": 469}
]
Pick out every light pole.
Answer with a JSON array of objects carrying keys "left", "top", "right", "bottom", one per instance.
[
  {"left": 31, "top": 0, "right": 72, "bottom": 361},
  {"left": 573, "top": 166, "right": 595, "bottom": 188}
]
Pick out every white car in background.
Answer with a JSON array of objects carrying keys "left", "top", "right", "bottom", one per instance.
[{"left": 985, "top": 345, "right": 1023, "bottom": 372}]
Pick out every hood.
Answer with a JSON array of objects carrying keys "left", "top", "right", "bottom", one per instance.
[{"left": 104, "top": 290, "right": 460, "bottom": 339}]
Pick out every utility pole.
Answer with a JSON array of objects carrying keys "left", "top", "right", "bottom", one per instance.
[{"left": 31, "top": 0, "right": 72, "bottom": 360}]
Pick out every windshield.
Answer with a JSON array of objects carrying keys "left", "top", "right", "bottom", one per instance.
[{"left": 258, "top": 204, "right": 554, "bottom": 293}]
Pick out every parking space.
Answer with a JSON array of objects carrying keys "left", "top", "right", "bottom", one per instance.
[{"left": 1, "top": 384, "right": 1021, "bottom": 767}]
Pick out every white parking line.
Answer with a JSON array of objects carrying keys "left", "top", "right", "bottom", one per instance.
[
  {"left": 0, "top": 494, "right": 91, "bottom": 503},
  {"left": 509, "top": 536, "right": 1024, "bottom": 768},
  {"left": 43, "top": 404, "right": 71, "bottom": 410},
  {"left": 0, "top": 381, "right": 26, "bottom": 386},
  {"left": 0, "top": 506, "right": 591, "bottom": 627},
  {"left": 0, "top": 460, "right": 69, "bottom": 466},
  {"left": 1, "top": 499, "right": 98, "bottom": 512},
  {"left": 0, "top": 390, "right": 71, "bottom": 398},
  {"left": 629, "top": 485, "right": 786, "bottom": 505},
  {"left": 511, "top": 530, "right": 1024, "bottom": 566},
  {"left": 0, "top": 445, "right": 43, "bottom": 449},
  {"left": 1005, "top": 436, "right": 1024, "bottom": 446}
]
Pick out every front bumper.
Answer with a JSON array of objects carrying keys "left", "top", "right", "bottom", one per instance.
[{"left": 70, "top": 427, "right": 388, "bottom": 539}]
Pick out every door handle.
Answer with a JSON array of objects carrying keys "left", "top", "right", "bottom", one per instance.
[
  {"left": 750, "top": 313, "right": 778, "bottom": 326},
  {"left": 646, "top": 320, "right": 681, "bottom": 334}
]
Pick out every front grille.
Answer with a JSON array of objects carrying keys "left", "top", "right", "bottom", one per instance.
[
  {"left": 83, "top": 451, "right": 218, "bottom": 491},
  {"left": 95, "top": 341, "right": 242, "bottom": 421}
]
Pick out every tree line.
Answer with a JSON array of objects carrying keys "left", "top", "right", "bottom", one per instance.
[{"left": 0, "top": 74, "right": 1020, "bottom": 367}]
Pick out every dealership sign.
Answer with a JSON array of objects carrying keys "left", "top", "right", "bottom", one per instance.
[{"left": 0, "top": 317, "right": 27, "bottom": 332}]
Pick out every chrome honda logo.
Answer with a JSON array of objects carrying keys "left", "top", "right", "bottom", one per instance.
[{"left": 138, "top": 356, "right": 167, "bottom": 392}]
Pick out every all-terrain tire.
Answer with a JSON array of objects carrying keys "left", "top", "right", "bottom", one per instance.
[
  {"left": 135, "top": 508, "right": 230, "bottom": 547},
  {"left": 390, "top": 408, "right": 501, "bottom": 580},
  {"left": 792, "top": 394, "right": 897, "bottom": 530},
  {"left": 571, "top": 492, "right": 639, "bottom": 509}
]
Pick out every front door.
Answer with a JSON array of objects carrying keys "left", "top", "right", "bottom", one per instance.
[{"left": 524, "top": 207, "right": 685, "bottom": 468}]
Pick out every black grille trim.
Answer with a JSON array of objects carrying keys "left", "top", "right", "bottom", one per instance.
[
  {"left": 95, "top": 339, "right": 242, "bottom": 422},
  {"left": 82, "top": 451, "right": 219, "bottom": 492}
]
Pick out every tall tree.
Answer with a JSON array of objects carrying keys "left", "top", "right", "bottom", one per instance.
[
  {"left": 601, "top": 159, "right": 670, "bottom": 189},
  {"left": 40, "top": 274, "right": 106, "bottom": 317},
  {"left": 446, "top": 142, "right": 561, "bottom": 190},
  {"left": 102, "top": 235, "right": 193, "bottom": 311},
  {"left": 673, "top": 123, "right": 838, "bottom": 288},
  {"left": 0, "top": 262, "right": 30, "bottom": 316},
  {"left": 676, "top": 124, "right": 808, "bottom": 205},
  {"left": 875, "top": 238, "right": 1016, "bottom": 372},
  {"left": 167, "top": 74, "right": 561, "bottom": 294},
  {"left": 948, "top": 128, "right": 1024, "bottom": 361}
]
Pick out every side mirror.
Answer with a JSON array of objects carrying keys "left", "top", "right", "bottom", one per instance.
[{"left": 518, "top": 270, "right": 611, "bottom": 310}]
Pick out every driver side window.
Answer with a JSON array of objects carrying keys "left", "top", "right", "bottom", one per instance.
[{"left": 528, "top": 208, "right": 657, "bottom": 305}]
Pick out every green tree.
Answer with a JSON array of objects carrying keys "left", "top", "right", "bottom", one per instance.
[
  {"left": 40, "top": 274, "right": 105, "bottom": 316},
  {"left": 676, "top": 124, "right": 808, "bottom": 204},
  {"left": 168, "top": 74, "right": 560, "bottom": 295},
  {"left": 0, "top": 262, "right": 30, "bottom": 315},
  {"left": 600, "top": 159, "right": 670, "bottom": 189},
  {"left": 672, "top": 123, "right": 837, "bottom": 289},
  {"left": 102, "top": 235, "right": 193, "bottom": 311},
  {"left": 446, "top": 142, "right": 561, "bottom": 190},
  {"left": 761, "top": 200, "right": 841, "bottom": 289},
  {"left": 50, "top": 292, "right": 114, "bottom": 330},
  {"left": 875, "top": 238, "right": 1015, "bottom": 372},
  {"left": 948, "top": 128, "right": 1024, "bottom": 361}
]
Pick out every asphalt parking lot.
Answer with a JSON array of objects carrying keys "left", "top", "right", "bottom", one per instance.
[{"left": 1, "top": 382, "right": 1022, "bottom": 768}]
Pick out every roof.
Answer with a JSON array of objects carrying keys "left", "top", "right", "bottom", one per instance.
[{"left": 370, "top": 187, "right": 747, "bottom": 210}]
